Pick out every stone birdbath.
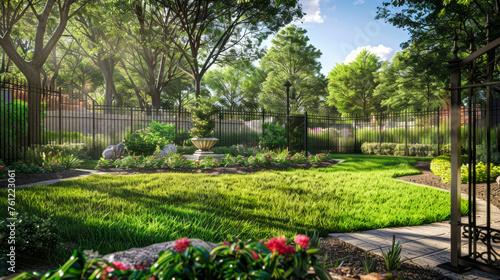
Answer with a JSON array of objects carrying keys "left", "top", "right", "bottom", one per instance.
[{"left": 185, "top": 99, "right": 224, "bottom": 160}]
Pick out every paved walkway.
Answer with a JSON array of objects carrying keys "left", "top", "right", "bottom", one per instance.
[
  {"left": 330, "top": 182, "right": 500, "bottom": 280},
  {"left": 17, "top": 169, "right": 108, "bottom": 188}
]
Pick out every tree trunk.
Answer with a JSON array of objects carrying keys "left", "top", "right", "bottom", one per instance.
[
  {"left": 99, "top": 58, "right": 117, "bottom": 110},
  {"left": 25, "top": 70, "right": 43, "bottom": 146},
  {"left": 194, "top": 75, "right": 201, "bottom": 101}
]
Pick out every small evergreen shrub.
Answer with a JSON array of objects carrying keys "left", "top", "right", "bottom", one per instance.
[
  {"left": 0, "top": 215, "right": 61, "bottom": 264},
  {"left": 124, "top": 128, "right": 170, "bottom": 156},
  {"left": 260, "top": 123, "right": 286, "bottom": 150}
]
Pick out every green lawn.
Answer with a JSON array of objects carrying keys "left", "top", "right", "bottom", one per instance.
[{"left": 0, "top": 155, "right": 467, "bottom": 263}]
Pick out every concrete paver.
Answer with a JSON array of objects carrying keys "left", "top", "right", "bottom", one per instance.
[{"left": 330, "top": 182, "right": 500, "bottom": 280}]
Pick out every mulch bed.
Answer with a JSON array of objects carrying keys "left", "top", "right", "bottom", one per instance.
[
  {"left": 398, "top": 161, "right": 500, "bottom": 209},
  {"left": 95, "top": 159, "right": 339, "bottom": 176},
  {"left": 0, "top": 169, "right": 92, "bottom": 188}
]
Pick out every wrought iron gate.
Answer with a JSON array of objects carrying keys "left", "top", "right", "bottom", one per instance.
[{"left": 447, "top": 15, "right": 500, "bottom": 275}]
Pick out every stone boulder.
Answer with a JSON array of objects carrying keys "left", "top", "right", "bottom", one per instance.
[
  {"left": 103, "top": 239, "right": 218, "bottom": 266},
  {"left": 497, "top": 176, "right": 500, "bottom": 185},
  {"left": 156, "top": 144, "right": 177, "bottom": 158},
  {"left": 102, "top": 142, "right": 125, "bottom": 159}
]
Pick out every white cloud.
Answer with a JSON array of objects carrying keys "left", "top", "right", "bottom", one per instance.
[
  {"left": 300, "top": 0, "right": 325, "bottom": 23},
  {"left": 342, "top": 45, "right": 396, "bottom": 64},
  {"left": 353, "top": 0, "right": 365, "bottom": 5}
]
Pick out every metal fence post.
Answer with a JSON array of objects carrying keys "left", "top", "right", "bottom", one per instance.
[
  {"left": 58, "top": 87, "right": 62, "bottom": 145},
  {"left": 405, "top": 110, "right": 408, "bottom": 156},
  {"left": 304, "top": 112, "right": 308, "bottom": 152},
  {"left": 437, "top": 107, "right": 440, "bottom": 155},
  {"left": 130, "top": 107, "right": 133, "bottom": 134},
  {"left": 449, "top": 33, "right": 462, "bottom": 270},
  {"left": 327, "top": 115, "right": 330, "bottom": 153},
  {"left": 92, "top": 102, "right": 96, "bottom": 158},
  {"left": 354, "top": 114, "right": 357, "bottom": 153}
]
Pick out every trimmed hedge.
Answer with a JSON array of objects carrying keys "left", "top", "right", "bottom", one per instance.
[
  {"left": 430, "top": 155, "right": 500, "bottom": 183},
  {"left": 361, "top": 142, "right": 438, "bottom": 157}
]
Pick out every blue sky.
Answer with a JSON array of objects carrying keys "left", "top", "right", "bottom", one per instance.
[{"left": 271, "top": 0, "right": 411, "bottom": 76}]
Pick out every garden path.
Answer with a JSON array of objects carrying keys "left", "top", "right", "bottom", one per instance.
[{"left": 330, "top": 181, "right": 500, "bottom": 280}]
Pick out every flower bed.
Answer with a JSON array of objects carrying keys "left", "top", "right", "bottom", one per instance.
[
  {"left": 96, "top": 151, "right": 332, "bottom": 169},
  {"left": 14, "top": 236, "right": 334, "bottom": 280}
]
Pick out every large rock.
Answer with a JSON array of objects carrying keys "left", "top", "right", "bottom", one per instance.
[
  {"left": 103, "top": 239, "right": 218, "bottom": 266},
  {"left": 102, "top": 142, "right": 125, "bottom": 159},
  {"left": 156, "top": 144, "right": 177, "bottom": 158},
  {"left": 497, "top": 176, "right": 500, "bottom": 185}
]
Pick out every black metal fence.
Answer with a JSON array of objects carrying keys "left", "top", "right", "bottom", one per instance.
[{"left": 1, "top": 78, "right": 499, "bottom": 163}]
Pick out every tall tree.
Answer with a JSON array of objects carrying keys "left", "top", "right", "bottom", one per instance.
[
  {"left": 0, "top": 0, "right": 90, "bottom": 144},
  {"left": 374, "top": 49, "right": 446, "bottom": 111},
  {"left": 69, "top": 0, "right": 125, "bottom": 107},
  {"left": 155, "top": 0, "right": 303, "bottom": 98},
  {"left": 259, "top": 25, "right": 327, "bottom": 113},
  {"left": 327, "top": 50, "right": 384, "bottom": 116}
]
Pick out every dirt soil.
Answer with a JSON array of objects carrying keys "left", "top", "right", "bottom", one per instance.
[
  {"left": 5, "top": 159, "right": 487, "bottom": 279},
  {"left": 96, "top": 159, "right": 339, "bottom": 176},
  {"left": 398, "top": 161, "right": 500, "bottom": 210}
]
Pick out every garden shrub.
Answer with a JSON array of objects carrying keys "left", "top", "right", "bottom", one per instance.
[
  {"left": 260, "top": 122, "right": 286, "bottom": 150},
  {"left": 430, "top": 155, "right": 500, "bottom": 183},
  {"left": 361, "top": 142, "right": 438, "bottom": 157},
  {"left": 124, "top": 128, "right": 170, "bottom": 156},
  {"left": 0, "top": 214, "right": 61, "bottom": 264},
  {"left": 190, "top": 99, "right": 217, "bottom": 138},
  {"left": 13, "top": 236, "right": 332, "bottom": 280},
  {"left": 176, "top": 145, "right": 198, "bottom": 155}
]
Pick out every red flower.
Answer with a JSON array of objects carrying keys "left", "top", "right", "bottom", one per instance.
[
  {"left": 265, "top": 236, "right": 292, "bottom": 255},
  {"left": 222, "top": 241, "right": 231, "bottom": 246},
  {"left": 294, "top": 235, "right": 310, "bottom": 249},
  {"left": 252, "top": 250, "right": 259, "bottom": 260},
  {"left": 174, "top": 238, "right": 191, "bottom": 253}
]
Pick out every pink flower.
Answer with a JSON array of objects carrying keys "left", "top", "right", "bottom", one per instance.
[
  {"left": 270, "top": 159, "right": 272, "bottom": 162},
  {"left": 296, "top": 156, "right": 299, "bottom": 159},
  {"left": 252, "top": 251, "right": 259, "bottom": 260},
  {"left": 294, "top": 235, "right": 310, "bottom": 249},
  {"left": 215, "top": 159, "right": 218, "bottom": 162},
  {"left": 309, "top": 155, "right": 312, "bottom": 158},
  {"left": 195, "top": 160, "right": 199, "bottom": 164},
  {"left": 182, "top": 159, "right": 185, "bottom": 162},
  {"left": 222, "top": 241, "right": 231, "bottom": 246},
  {"left": 136, "top": 158, "right": 139, "bottom": 160},
  {"left": 98, "top": 161, "right": 102, "bottom": 164},
  {"left": 117, "top": 158, "right": 121, "bottom": 161},
  {"left": 111, "top": 261, "right": 130, "bottom": 271},
  {"left": 265, "top": 236, "right": 292, "bottom": 255},
  {"left": 174, "top": 238, "right": 191, "bottom": 253},
  {"left": 51, "top": 161, "right": 54, "bottom": 163}
]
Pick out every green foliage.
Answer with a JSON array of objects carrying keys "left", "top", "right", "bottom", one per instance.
[
  {"left": 13, "top": 237, "right": 332, "bottom": 280},
  {"left": 260, "top": 25, "right": 327, "bottom": 113},
  {"left": 2, "top": 155, "right": 467, "bottom": 264},
  {"left": 305, "top": 230, "right": 321, "bottom": 248},
  {"left": 124, "top": 127, "right": 170, "bottom": 156},
  {"left": 190, "top": 99, "right": 217, "bottom": 138},
  {"left": 361, "top": 142, "right": 438, "bottom": 157},
  {"left": 476, "top": 144, "right": 500, "bottom": 165},
  {"left": 430, "top": 155, "right": 500, "bottom": 183},
  {"left": 361, "top": 252, "right": 378, "bottom": 274},
  {"left": 260, "top": 122, "right": 286, "bottom": 150},
  {"left": 212, "top": 145, "right": 263, "bottom": 157},
  {"left": 328, "top": 50, "right": 384, "bottom": 116},
  {"left": 0, "top": 215, "right": 61, "bottom": 264},
  {"left": 380, "top": 235, "right": 402, "bottom": 272},
  {"left": 0, "top": 99, "right": 28, "bottom": 158}
]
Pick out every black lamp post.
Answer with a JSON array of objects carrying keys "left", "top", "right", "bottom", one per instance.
[{"left": 284, "top": 81, "right": 292, "bottom": 150}]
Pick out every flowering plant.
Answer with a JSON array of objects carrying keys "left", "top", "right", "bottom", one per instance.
[
  {"left": 13, "top": 235, "right": 332, "bottom": 280},
  {"left": 190, "top": 98, "right": 217, "bottom": 138}
]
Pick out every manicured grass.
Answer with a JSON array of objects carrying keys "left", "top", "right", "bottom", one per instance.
[
  {"left": 78, "top": 159, "right": 99, "bottom": 170},
  {"left": 0, "top": 155, "right": 467, "bottom": 263}
]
